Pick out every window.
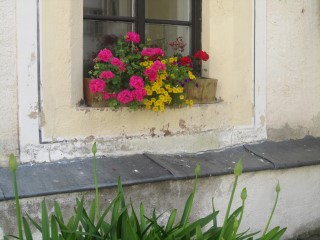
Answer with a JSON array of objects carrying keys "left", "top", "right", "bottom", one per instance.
[{"left": 83, "top": 0, "right": 202, "bottom": 76}]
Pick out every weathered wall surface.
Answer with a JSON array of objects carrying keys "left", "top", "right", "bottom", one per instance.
[
  {"left": 1, "top": 165, "right": 320, "bottom": 239},
  {"left": 0, "top": 0, "right": 18, "bottom": 166},
  {"left": 266, "top": 0, "right": 320, "bottom": 140}
]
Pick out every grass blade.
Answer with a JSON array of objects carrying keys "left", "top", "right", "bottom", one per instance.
[
  {"left": 51, "top": 215, "right": 59, "bottom": 240},
  {"left": 22, "top": 217, "right": 33, "bottom": 240},
  {"left": 41, "top": 200, "right": 50, "bottom": 240},
  {"left": 165, "top": 209, "right": 177, "bottom": 232}
]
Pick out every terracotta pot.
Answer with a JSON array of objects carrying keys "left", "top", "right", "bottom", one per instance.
[
  {"left": 83, "top": 78, "right": 107, "bottom": 107},
  {"left": 184, "top": 78, "right": 218, "bottom": 104}
]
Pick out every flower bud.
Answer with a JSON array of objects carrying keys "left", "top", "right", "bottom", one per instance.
[
  {"left": 9, "top": 154, "right": 18, "bottom": 173},
  {"left": 195, "top": 164, "right": 201, "bottom": 176},
  {"left": 234, "top": 160, "right": 243, "bottom": 176},
  {"left": 241, "top": 188, "right": 247, "bottom": 201},
  {"left": 276, "top": 181, "right": 280, "bottom": 193},
  {"left": 92, "top": 142, "right": 97, "bottom": 155}
]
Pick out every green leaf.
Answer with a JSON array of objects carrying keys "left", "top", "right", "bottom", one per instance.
[
  {"left": 89, "top": 200, "right": 96, "bottom": 224},
  {"left": 179, "top": 193, "right": 194, "bottom": 226},
  {"left": 41, "top": 200, "right": 50, "bottom": 240},
  {"left": 129, "top": 201, "right": 142, "bottom": 238},
  {"left": 51, "top": 216, "right": 59, "bottom": 240},
  {"left": 196, "top": 225, "right": 203, "bottom": 239},
  {"left": 22, "top": 217, "right": 33, "bottom": 240},
  {"left": 54, "top": 202, "right": 64, "bottom": 223},
  {"left": 140, "top": 203, "right": 147, "bottom": 237},
  {"left": 27, "top": 214, "right": 42, "bottom": 232},
  {"left": 222, "top": 215, "right": 235, "bottom": 240},
  {"left": 72, "top": 198, "right": 84, "bottom": 230},
  {"left": 165, "top": 209, "right": 177, "bottom": 232}
]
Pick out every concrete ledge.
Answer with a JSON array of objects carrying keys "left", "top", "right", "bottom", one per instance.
[{"left": 0, "top": 136, "right": 319, "bottom": 201}]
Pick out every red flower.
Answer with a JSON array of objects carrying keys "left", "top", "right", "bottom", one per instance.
[
  {"left": 180, "top": 56, "right": 192, "bottom": 66},
  {"left": 194, "top": 50, "right": 209, "bottom": 61}
]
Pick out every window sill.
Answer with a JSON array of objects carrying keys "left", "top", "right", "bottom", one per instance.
[{"left": 1, "top": 136, "right": 319, "bottom": 201}]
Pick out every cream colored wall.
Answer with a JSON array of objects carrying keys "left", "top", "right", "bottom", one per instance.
[
  {"left": 0, "top": 0, "right": 18, "bottom": 166},
  {"left": 266, "top": 0, "right": 320, "bottom": 140},
  {"left": 41, "top": 0, "right": 253, "bottom": 151}
]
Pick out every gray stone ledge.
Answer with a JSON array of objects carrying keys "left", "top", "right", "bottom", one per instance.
[{"left": 0, "top": 136, "right": 319, "bottom": 201}]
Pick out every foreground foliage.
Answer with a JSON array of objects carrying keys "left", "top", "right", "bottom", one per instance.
[{"left": 5, "top": 144, "right": 286, "bottom": 240}]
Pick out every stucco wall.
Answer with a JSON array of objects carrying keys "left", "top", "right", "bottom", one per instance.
[
  {"left": 1, "top": 165, "right": 320, "bottom": 239},
  {"left": 0, "top": 0, "right": 18, "bottom": 166},
  {"left": 266, "top": 0, "right": 320, "bottom": 140}
]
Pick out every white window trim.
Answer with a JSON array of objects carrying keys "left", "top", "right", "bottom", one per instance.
[{"left": 17, "top": 0, "right": 267, "bottom": 163}]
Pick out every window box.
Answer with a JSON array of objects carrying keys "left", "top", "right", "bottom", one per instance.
[{"left": 184, "top": 78, "right": 218, "bottom": 104}]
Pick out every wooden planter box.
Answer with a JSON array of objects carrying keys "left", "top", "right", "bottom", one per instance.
[
  {"left": 83, "top": 78, "right": 107, "bottom": 107},
  {"left": 184, "top": 78, "right": 218, "bottom": 104}
]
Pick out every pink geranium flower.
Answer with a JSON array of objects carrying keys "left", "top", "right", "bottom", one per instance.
[
  {"left": 129, "top": 76, "right": 144, "bottom": 89},
  {"left": 141, "top": 48, "right": 164, "bottom": 57},
  {"left": 125, "top": 32, "right": 140, "bottom": 44},
  {"left": 100, "top": 71, "right": 115, "bottom": 80},
  {"left": 117, "top": 89, "right": 133, "bottom": 104},
  {"left": 97, "top": 49, "right": 113, "bottom": 62},
  {"left": 132, "top": 88, "right": 146, "bottom": 102},
  {"left": 89, "top": 79, "right": 106, "bottom": 93},
  {"left": 111, "top": 57, "right": 126, "bottom": 71}
]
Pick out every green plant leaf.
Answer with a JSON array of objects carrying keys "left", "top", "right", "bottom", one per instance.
[
  {"left": 196, "top": 225, "right": 203, "bottom": 239},
  {"left": 165, "top": 209, "right": 177, "bottom": 232},
  {"left": 89, "top": 200, "right": 96, "bottom": 224},
  {"left": 222, "top": 215, "right": 235, "bottom": 240},
  {"left": 27, "top": 214, "right": 42, "bottom": 232},
  {"left": 72, "top": 198, "right": 84, "bottom": 230},
  {"left": 139, "top": 203, "right": 147, "bottom": 238},
  {"left": 131, "top": 202, "right": 143, "bottom": 236},
  {"left": 41, "top": 200, "right": 50, "bottom": 240},
  {"left": 53, "top": 202, "right": 63, "bottom": 221},
  {"left": 22, "top": 217, "right": 33, "bottom": 240},
  {"left": 179, "top": 193, "right": 194, "bottom": 226},
  {"left": 50, "top": 215, "right": 59, "bottom": 240}
]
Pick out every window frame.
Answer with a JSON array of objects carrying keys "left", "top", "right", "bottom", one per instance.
[{"left": 83, "top": 0, "right": 202, "bottom": 55}]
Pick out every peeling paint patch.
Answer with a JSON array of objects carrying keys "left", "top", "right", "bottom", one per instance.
[
  {"left": 161, "top": 124, "right": 172, "bottom": 136},
  {"left": 28, "top": 111, "right": 38, "bottom": 119},
  {"left": 149, "top": 127, "right": 156, "bottom": 137},
  {"left": 179, "top": 119, "right": 187, "bottom": 129}
]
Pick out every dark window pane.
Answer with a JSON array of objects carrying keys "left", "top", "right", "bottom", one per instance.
[
  {"left": 83, "top": 20, "right": 134, "bottom": 76},
  {"left": 145, "top": 0, "right": 190, "bottom": 21},
  {"left": 145, "top": 24, "right": 190, "bottom": 56},
  {"left": 84, "top": 0, "right": 134, "bottom": 17}
]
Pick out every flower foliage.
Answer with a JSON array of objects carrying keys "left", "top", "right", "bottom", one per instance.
[{"left": 88, "top": 32, "right": 209, "bottom": 111}]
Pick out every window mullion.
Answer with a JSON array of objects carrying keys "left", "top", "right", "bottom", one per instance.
[
  {"left": 191, "top": 0, "right": 202, "bottom": 54},
  {"left": 135, "top": 0, "right": 145, "bottom": 42}
]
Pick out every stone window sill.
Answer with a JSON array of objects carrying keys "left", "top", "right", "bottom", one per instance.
[{"left": 0, "top": 136, "right": 319, "bottom": 201}]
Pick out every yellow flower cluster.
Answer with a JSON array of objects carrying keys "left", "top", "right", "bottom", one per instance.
[
  {"left": 185, "top": 99, "right": 194, "bottom": 107},
  {"left": 188, "top": 71, "right": 196, "bottom": 80},
  {"left": 140, "top": 58, "right": 193, "bottom": 112}
]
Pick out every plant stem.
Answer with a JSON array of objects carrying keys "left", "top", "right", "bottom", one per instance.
[
  {"left": 93, "top": 152, "right": 100, "bottom": 218},
  {"left": 219, "top": 175, "right": 239, "bottom": 240},
  {"left": 13, "top": 171, "right": 23, "bottom": 240},
  {"left": 262, "top": 190, "right": 279, "bottom": 237}
]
